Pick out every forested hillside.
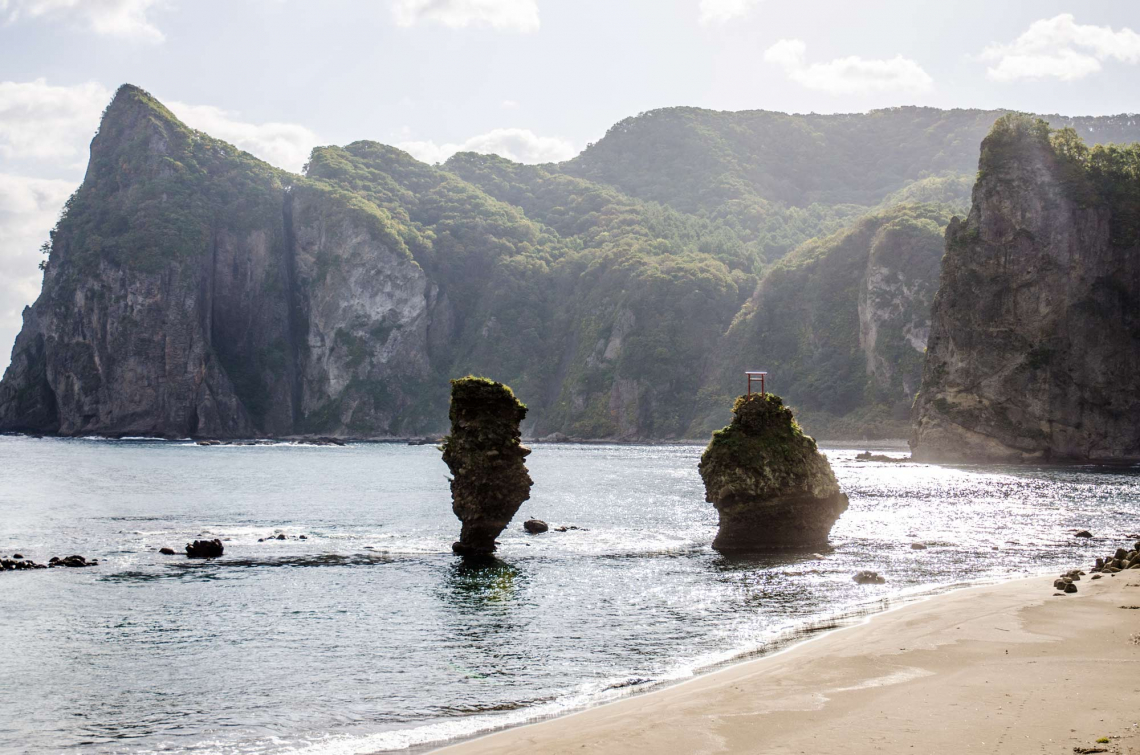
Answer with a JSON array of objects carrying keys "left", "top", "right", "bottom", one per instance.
[
  {"left": 3, "top": 86, "right": 1140, "bottom": 440},
  {"left": 564, "top": 106, "right": 1140, "bottom": 259}
]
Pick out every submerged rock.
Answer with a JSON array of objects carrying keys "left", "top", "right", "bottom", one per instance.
[
  {"left": 441, "top": 377, "right": 533, "bottom": 558},
  {"left": 855, "top": 451, "right": 908, "bottom": 463},
  {"left": 49, "top": 555, "right": 96, "bottom": 567},
  {"left": 853, "top": 570, "right": 887, "bottom": 585},
  {"left": 699, "top": 394, "right": 848, "bottom": 551},
  {"left": 185, "top": 539, "right": 224, "bottom": 558},
  {"left": 159, "top": 547, "right": 175, "bottom": 555}
]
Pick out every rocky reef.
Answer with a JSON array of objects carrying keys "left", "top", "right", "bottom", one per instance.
[
  {"left": 441, "top": 377, "right": 533, "bottom": 558},
  {"left": 911, "top": 115, "right": 1140, "bottom": 463},
  {"left": 699, "top": 393, "right": 848, "bottom": 551}
]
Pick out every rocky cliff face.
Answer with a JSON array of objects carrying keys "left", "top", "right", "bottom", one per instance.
[
  {"left": 911, "top": 115, "right": 1140, "bottom": 462},
  {"left": 0, "top": 86, "right": 438, "bottom": 438},
  {"left": 11, "top": 87, "right": 1133, "bottom": 441}
]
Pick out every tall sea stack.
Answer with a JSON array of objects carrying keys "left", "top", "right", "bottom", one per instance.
[
  {"left": 699, "top": 394, "right": 848, "bottom": 551},
  {"left": 911, "top": 115, "right": 1140, "bottom": 463},
  {"left": 441, "top": 377, "right": 533, "bottom": 558}
]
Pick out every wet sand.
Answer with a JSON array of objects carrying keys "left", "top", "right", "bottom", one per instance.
[{"left": 434, "top": 571, "right": 1140, "bottom": 754}]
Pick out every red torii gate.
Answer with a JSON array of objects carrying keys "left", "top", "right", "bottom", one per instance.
[{"left": 746, "top": 371, "right": 767, "bottom": 397}]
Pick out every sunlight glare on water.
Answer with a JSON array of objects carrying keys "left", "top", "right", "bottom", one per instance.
[{"left": 1, "top": 436, "right": 1138, "bottom": 754}]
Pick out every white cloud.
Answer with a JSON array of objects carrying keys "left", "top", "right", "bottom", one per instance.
[
  {"left": 167, "top": 102, "right": 321, "bottom": 173},
  {"left": 0, "top": 78, "right": 110, "bottom": 162},
  {"left": 391, "top": 0, "right": 539, "bottom": 32},
  {"left": 0, "top": 0, "right": 165, "bottom": 42},
  {"left": 0, "top": 173, "right": 76, "bottom": 372},
  {"left": 980, "top": 14, "right": 1140, "bottom": 82},
  {"left": 500, "top": 99, "right": 519, "bottom": 109},
  {"left": 763, "top": 38, "right": 934, "bottom": 95},
  {"left": 398, "top": 127, "right": 575, "bottom": 165},
  {"left": 698, "top": 0, "right": 760, "bottom": 26}
]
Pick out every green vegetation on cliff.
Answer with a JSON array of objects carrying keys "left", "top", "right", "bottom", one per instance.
[
  {"left": 9, "top": 86, "right": 1140, "bottom": 441},
  {"left": 692, "top": 203, "right": 955, "bottom": 438},
  {"left": 53, "top": 85, "right": 290, "bottom": 275}
]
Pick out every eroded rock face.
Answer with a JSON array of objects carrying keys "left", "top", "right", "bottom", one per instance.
[
  {"left": 441, "top": 377, "right": 533, "bottom": 558},
  {"left": 699, "top": 394, "right": 848, "bottom": 551},
  {"left": 911, "top": 115, "right": 1140, "bottom": 463}
]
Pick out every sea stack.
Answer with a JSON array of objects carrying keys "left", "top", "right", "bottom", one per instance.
[
  {"left": 699, "top": 393, "right": 848, "bottom": 551},
  {"left": 441, "top": 377, "right": 533, "bottom": 558}
]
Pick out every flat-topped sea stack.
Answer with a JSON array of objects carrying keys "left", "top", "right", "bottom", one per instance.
[
  {"left": 441, "top": 377, "right": 533, "bottom": 558},
  {"left": 699, "top": 394, "right": 848, "bottom": 551}
]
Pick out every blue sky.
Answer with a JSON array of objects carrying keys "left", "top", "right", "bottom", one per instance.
[{"left": 1, "top": 0, "right": 1139, "bottom": 371}]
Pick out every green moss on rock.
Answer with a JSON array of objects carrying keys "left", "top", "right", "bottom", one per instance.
[
  {"left": 441, "top": 376, "right": 533, "bottom": 558},
  {"left": 699, "top": 393, "right": 848, "bottom": 550}
]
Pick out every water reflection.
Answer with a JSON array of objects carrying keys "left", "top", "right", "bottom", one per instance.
[{"left": 442, "top": 557, "right": 523, "bottom": 607}]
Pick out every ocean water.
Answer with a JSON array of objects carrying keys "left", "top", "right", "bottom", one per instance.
[{"left": 1, "top": 436, "right": 1138, "bottom": 755}]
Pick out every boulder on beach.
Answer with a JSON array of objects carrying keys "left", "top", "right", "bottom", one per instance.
[
  {"left": 699, "top": 393, "right": 848, "bottom": 551},
  {"left": 186, "top": 539, "right": 224, "bottom": 558},
  {"left": 524, "top": 519, "right": 549, "bottom": 534},
  {"left": 441, "top": 376, "right": 533, "bottom": 558}
]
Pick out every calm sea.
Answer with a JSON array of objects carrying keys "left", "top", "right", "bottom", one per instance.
[{"left": 1, "top": 436, "right": 1137, "bottom": 754}]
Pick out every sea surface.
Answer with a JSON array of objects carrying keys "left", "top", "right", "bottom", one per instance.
[{"left": 2, "top": 436, "right": 1138, "bottom": 755}]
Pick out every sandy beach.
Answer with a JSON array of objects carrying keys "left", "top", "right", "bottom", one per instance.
[{"left": 435, "top": 570, "right": 1140, "bottom": 755}]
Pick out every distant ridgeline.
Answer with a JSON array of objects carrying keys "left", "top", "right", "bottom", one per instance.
[
  {"left": 2, "top": 85, "right": 1140, "bottom": 440},
  {"left": 911, "top": 115, "right": 1140, "bottom": 462}
]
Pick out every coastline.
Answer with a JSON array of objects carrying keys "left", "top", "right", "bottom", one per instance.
[{"left": 431, "top": 571, "right": 1140, "bottom": 755}]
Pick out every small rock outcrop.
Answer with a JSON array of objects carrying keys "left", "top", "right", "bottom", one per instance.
[
  {"left": 159, "top": 547, "right": 175, "bottom": 555},
  {"left": 699, "top": 393, "right": 849, "bottom": 551},
  {"left": 441, "top": 377, "right": 533, "bottom": 558},
  {"left": 523, "top": 519, "right": 549, "bottom": 534},
  {"left": 186, "top": 539, "right": 224, "bottom": 558}
]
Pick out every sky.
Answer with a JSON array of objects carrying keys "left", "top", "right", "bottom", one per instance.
[{"left": 1, "top": 0, "right": 1139, "bottom": 372}]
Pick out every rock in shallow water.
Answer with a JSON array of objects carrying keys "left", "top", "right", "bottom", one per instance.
[
  {"left": 185, "top": 539, "right": 224, "bottom": 558},
  {"left": 441, "top": 377, "right": 533, "bottom": 559},
  {"left": 523, "top": 519, "right": 549, "bottom": 534},
  {"left": 853, "top": 570, "right": 887, "bottom": 585},
  {"left": 698, "top": 393, "right": 848, "bottom": 551}
]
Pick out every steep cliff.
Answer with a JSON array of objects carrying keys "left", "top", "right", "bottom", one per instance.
[
  {"left": 0, "top": 85, "right": 438, "bottom": 438},
  {"left": 7, "top": 87, "right": 1137, "bottom": 440},
  {"left": 911, "top": 115, "right": 1140, "bottom": 462}
]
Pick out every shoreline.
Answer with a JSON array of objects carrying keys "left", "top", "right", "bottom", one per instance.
[
  {"left": 10, "top": 433, "right": 1140, "bottom": 467},
  {"left": 429, "top": 571, "right": 1140, "bottom": 755}
]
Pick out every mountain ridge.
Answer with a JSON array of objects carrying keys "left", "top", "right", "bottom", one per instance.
[{"left": 3, "top": 85, "right": 1140, "bottom": 440}]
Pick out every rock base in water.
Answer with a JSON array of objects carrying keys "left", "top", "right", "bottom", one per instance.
[
  {"left": 186, "top": 539, "right": 224, "bottom": 558},
  {"left": 699, "top": 394, "right": 848, "bottom": 551},
  {"left": 441, "top": 377, "right": 533, "bottom": 558},
  {"left": 853, "top": 570, "right": 886, "bottom": 584}
]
